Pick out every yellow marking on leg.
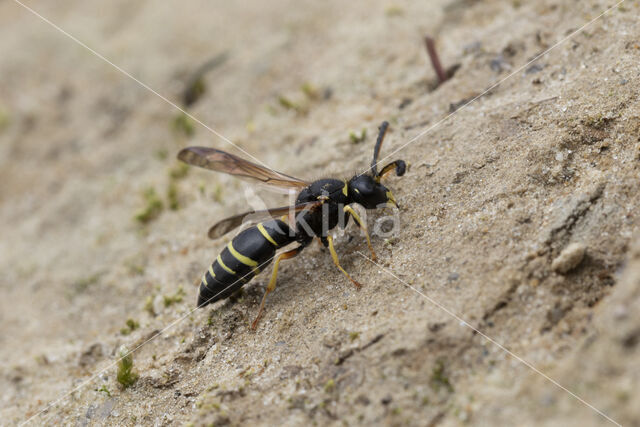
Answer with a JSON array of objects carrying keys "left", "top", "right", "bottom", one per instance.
[
  {"left": 208, "top": 265, "right": 215, "bottom": 277},
  {"left": 251, "top": 247, "right": 300, "bottom": 330},
  {"left": 344, "top": 205, "right": 376, "bottom": 261},
  {"left": 326, "top": 235, "right": 362, "bottom": 289},
  {"left": 257, "top": 223, "right": 278, "bottom": 246},
  {"left": 217, "top": 254, "right": 236, "bottom": 275},
  {"left": 385, "top": 190, "right": 399, "bottom": 209}
]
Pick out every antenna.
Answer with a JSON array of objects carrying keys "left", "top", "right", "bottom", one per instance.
[{"left": 371, "top": 121, "right": 389, "bottom": 176}]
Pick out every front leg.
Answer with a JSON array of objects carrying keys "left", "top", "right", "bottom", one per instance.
[
  {"left": 322, "top": 235, "right": 362, "bottom": 289},
  {"left": 343, "top": 205, "right": 376, "bottom": 261}
]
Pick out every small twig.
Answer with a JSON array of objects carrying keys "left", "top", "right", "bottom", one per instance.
[
  {"left": 334, "top": 333, "right": 385, "bottom": 365},
  {"left": 424, "top": 36, "right": 447, "bottom": 85},
  {"left": 182, "top": 51, "right": 229, "bottom": 106}
]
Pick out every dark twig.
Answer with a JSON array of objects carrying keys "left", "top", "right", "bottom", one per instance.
[
  {"left": 334, "top": 333, "right": 385, "bottom": 365},
  {"left": 425, "top": 36, "right": 447, "bottom": 84},
  {"left": 182, "top": 51, "right": 229, "bottom": 107}
]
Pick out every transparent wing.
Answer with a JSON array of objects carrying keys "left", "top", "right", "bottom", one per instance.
[
  {"left": 208, "top": 201, "right": 323, "bottom": 239},
  {"left": 178, "top": 146, "right": 309, "bottom": 190}
]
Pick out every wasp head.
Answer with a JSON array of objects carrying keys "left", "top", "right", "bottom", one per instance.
[
  {"left": 348, "top": 174, "right": 399, "bottom": 209},
  {"left": 348, "top": 121, "right": 406, "bottom": 209}
]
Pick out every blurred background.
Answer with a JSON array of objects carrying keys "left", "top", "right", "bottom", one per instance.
[{"left": 1, "top": 0, "right": 639, "bottom": 425}]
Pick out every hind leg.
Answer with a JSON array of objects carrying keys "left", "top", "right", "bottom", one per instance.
[{"left": 251, "top": 247, "right": 302, "bottom": 330}]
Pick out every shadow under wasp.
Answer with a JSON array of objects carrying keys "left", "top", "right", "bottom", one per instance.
[{"left": 178, "top": 121, "right": 406, "bottom": 329}]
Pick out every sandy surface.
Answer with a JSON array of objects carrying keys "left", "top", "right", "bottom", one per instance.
[{"left": 1, "top": 0, "right": 639, "bottom": 425}]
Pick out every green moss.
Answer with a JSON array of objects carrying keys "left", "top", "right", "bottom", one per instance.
[
  {"left": 96, "top": 385, "right": 111, "bottom": 397},
  {"left": 169, "top": 163, "right": 190, "bottom": 180},
  {"left": 265, "top": 105, "right": 278, "bottom": 116},
  {"left": 212, "top": 184, "right": 224, "bottom": 202},
  {"left": 120, "top": 318, "right": 140, "bottom": 335},
  {"left": 385, "top": 5, "right": 404, "bottom": 16},
  {"left": 116, "top": 348, "right": 138, "bottom": 389},
  {"left": 349, "top": 128, "right": 367, "bottom": 144},
  {"left": 124, "top": 255, "right": 146, "bottom": 276},
  {"left": 324, "top": 379, "right": 335, "bottom": 393},
  {"left": 34, "top": 354, "right": 48, "bottom": 365},
  {"left": 430, "top": 358, "right": 454, "bottom": 393},
  {"left": 301, "top": 82, "right": 319, "bottom": 100},
  {"left": 278, "top": 96, "right": 298, "bottom": 110},
  {"left": 144, "top": 296, "right": 155, "bottom": 316},
  {"left": 241, "top": 368, "right": 254, "bottom": 379},
  {"left": 349, "top": 331, "right": 360, "bottom": 341},
  {"left": 384, "top": 237, "right": 399, "bottom": 247},
  {"left": 72, "top": 273, "right": 102, "bottom": 293},
  {"left": 172, "top": 112, "right": 196, "bottom": 137},
  {"left": 154, "top": 148, "right": 168, "bottom": 160},
  {"left": 167, "top": 181, "right": 180, "bottom": 210},
  {"left": 163, "top": 285, "right": 186, "bottom": 307},
  {"left": 134, "top": 187, "right": 164, "bottom": 224}
]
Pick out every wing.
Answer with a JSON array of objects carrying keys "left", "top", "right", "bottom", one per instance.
[
  {"left": 208, "top": 201, "right": 323, "bottom": 239},
  {"left": 178, "top": 147, "right": 309, "bottom": 190}
]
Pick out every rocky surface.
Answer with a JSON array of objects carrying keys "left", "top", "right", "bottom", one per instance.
[{"left": 1, "top": 0, "right": 638, "bottom": 425}]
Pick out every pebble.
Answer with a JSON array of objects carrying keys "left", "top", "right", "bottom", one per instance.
[{"left": 551, "top": 242, "right": 586, "bottom": 274}]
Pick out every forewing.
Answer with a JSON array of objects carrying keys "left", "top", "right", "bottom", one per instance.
[
  {"left": 207, "top": 201, "right": 322, "bottom": 239},
  {"left": 178, "top": 147, "right": 309, "bottom": 189}
]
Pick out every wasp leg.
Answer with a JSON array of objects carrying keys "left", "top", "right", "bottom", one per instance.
[
  {"left": 325, "top": 235, "right": 363, "bottom": 289},
  {"left": 251, "top": 247, "right": 301, "bottom": 330},
  {"left": 343, "top": 205, "right": 376, "bottom": 261}
]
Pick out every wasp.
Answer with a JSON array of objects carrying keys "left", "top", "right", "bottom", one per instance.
[{"left": 178, "top": 121, "right": 405, "bottom": 329}]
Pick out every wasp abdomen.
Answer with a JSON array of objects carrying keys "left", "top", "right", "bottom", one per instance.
[{"left": 197, "top": 219, "right": 293, "bottom": 307}]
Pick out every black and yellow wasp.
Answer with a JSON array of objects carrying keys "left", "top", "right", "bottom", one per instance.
[{"left": 178, "top": 121, "right": 405, "bottom": 328}]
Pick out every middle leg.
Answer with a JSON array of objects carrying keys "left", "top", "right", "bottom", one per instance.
[
  {"left": 324, "top": 235, "right": 362, "bottom": 289},
  {"left": 343, "top": 205, "right": 376, "bottom": 261}
]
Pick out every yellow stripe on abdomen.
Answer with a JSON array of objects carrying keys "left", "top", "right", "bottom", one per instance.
[
  {"left": 257, "top": 223, "right": 278, "bottom": 246},
  {"left": 227, "top": 242, "right": 258, "bottom": 267},
  {"left": 216, "top": 254, "right": 236, "bottom": 275}
]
